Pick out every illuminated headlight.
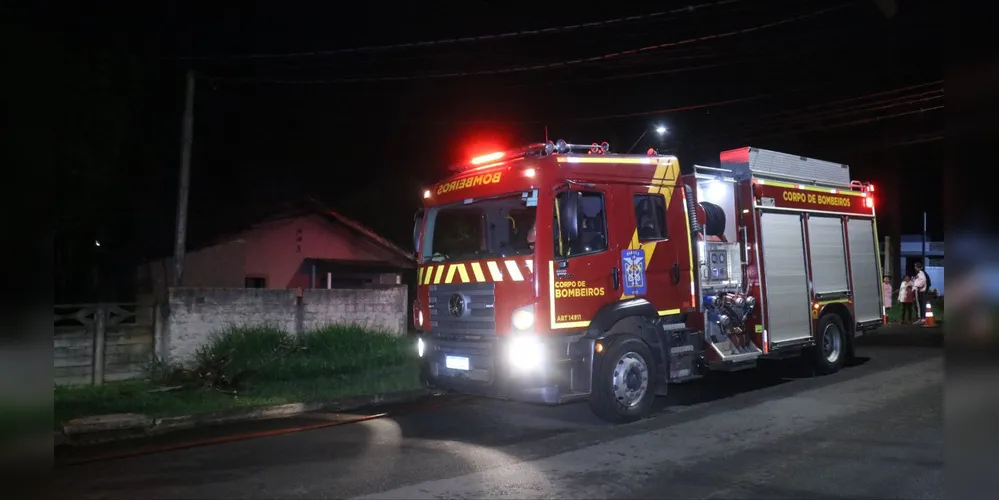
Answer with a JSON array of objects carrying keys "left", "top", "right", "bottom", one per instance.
[
  {"left": 508, "top": 335, "right": 544, "bottom": 371},
  {"left": 511, "top": 306, "right": 534, "bottom": 331},
  {"left": 417, "top": 337, "right": 425, "bottom": 358}
]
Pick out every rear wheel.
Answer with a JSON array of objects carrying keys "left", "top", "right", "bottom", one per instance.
[
  {"left": 808, "top": 314, "right": 847, "bottom": 375},
  {"left": 589, "top": 336, "right": 658, "bottom": 423}
]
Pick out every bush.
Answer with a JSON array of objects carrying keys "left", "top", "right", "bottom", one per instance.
[
  {"left": 168, "top": 324, "right": 416, "bottom": 392},
  {"left": 54, "top": 324, "right": 421, "bottom": 427}
]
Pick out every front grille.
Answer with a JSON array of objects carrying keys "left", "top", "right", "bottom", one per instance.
[{"left": 429, "top": 282, "right": 496, "bottom": 338}]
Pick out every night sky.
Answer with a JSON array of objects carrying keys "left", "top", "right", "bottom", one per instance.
[{"left": 48, "top": 0, "right": 943, "bottom": 301}]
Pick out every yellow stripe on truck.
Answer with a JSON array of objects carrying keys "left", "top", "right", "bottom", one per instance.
[
  {"left": 620, "top": 158, "right": 679, "bottom": 302},
  {"left": 470, "top": 262, "right": 486, "bottom": 282},
  {"left": 417, "top": 258, "right": 532, "bottom": 285},
  {"left": 486, "top": 261, "right": 504, "bottom": 281},
  {"left": 504, "top": 260, "right": 524, "bottom": 281}
]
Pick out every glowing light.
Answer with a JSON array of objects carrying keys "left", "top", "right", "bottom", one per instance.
[
  {"left": 655, "top": 125, "right": 667, "bottom": 134},
  {"left": 523, "top": 168, "right": 536, "bottom": 178},
  {"left": 423, "top": 189, "right": 431, "bottom": 199},
  {"left": 470, "top": 151, "right": 504, "bottom": 165},
  {"left": 701, "top": 180, "right": 725, "bottom": 202},
  {"left": 508, "top": 336, "right": 544, "bottom": 371},
  {"left": 557, "top": 156, "right": 656, "bottom": 164}
]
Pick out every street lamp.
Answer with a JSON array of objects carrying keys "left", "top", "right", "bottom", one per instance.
[{"left": 627, "top": 124, "right": 669, "bottom": 153}]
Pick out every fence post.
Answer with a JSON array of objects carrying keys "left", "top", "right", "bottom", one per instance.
[
  {"left": 93, "top": 304, "right": 106, "bottom": 386},
  {"left": 153, "top": 302, "right": 164, "bottom": 361}
]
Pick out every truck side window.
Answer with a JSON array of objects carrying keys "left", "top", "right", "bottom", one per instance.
[
  {"left": 633, "top": 193, "right": 668, "bottom": 241},
  {"left": 554, "top": 191, "right": 608, "bottom": 257}
]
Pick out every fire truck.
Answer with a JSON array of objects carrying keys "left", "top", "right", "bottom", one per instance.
[{"left": 412, "top": 141, "right": 884, "bottom": 423}]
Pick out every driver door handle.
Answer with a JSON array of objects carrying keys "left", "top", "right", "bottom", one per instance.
[{"left": 612, "top": 267, "right": 620, "bottom": 290}]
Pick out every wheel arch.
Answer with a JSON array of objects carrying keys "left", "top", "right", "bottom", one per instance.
[
  {"left": 819, "top": 302, "right": 854, "bottom": 354},
  {"left": 585, "top": 298, "right": 665, "bottom": 376}
]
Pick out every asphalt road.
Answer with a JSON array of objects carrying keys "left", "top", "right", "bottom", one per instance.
[{"left": 51, "top": 326, "right": 942, "bottom": 499}]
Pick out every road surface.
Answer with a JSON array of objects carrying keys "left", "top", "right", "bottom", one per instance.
[{"left": 51, "top": 327, "right": 942, "bottom": 499}]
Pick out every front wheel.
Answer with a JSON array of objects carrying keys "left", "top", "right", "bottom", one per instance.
[
  {"left": 808, "top": 314, "right": 847, "bottom": 375},
  {"left": 589, "top": 335, "right": 658, "bottom": 423}
]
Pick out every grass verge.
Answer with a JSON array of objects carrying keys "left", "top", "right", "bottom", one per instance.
[
  {"left": 886, "top": 297, "right": 945, "bottom": 324},
  {"left": 54, "top": 324, "right": 422, "bottom": 429}
]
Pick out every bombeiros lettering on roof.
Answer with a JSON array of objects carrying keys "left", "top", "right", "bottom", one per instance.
[{"left": 436, "top": 172, "right": 503, "bottom": 195}]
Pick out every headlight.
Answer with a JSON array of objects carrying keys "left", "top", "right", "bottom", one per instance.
[
  {"left": 413, "top": 300, "right": 424, "bottom": 329},
  {"left": 508, "top": 335, "right": 543, "bottom": 371},
  {"left": 511, "top": 307, "right": 534, "bottom": 331},
  {"left": 417, "top": 337, "right": 425, "bottom": 358}
]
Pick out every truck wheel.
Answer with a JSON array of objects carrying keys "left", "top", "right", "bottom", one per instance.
[
  {"left": 589, "top": 335, "right": 657, "bottom": 423},
  {"left": 809, "top": 314, "right": 846, "bottom": 375}
]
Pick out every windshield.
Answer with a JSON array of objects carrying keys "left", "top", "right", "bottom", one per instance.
[{"left": 422, "top": 193, "right": 537, "bottom": 263}]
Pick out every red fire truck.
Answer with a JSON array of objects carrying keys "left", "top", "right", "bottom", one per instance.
[{"left": 412, "top": 141, "right": 884, "bottom": 423}]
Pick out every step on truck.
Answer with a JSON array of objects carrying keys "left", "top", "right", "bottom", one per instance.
[{"left": 412, "top": 141, "right": 885, "bottom": 423}]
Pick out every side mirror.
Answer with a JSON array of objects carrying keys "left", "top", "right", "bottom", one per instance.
[
  {"left": 557, "top": 191, "right": 579, "bottom": 251},
  {"left": 413, "top": 209, "right": 424, "bottom": 255}
]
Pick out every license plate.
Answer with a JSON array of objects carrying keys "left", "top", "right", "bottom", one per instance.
[{"left": 445, "top": 355, "right": 470, "bottom": 371}]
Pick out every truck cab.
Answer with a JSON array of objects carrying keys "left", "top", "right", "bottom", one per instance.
[{"left": 413, "top": 141, "right": 883, "bottom": 423}]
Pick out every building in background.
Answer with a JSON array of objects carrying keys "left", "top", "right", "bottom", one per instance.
[{"left": 137, "top": 199, "right": 415, "bottom": 295}]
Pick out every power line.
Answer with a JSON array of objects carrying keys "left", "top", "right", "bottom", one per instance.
[
  {"left": 213, "top": 3, "right": 849, "bottom": 84},
  {"left": 739, "top": 89, "right": 943, "bottom": 134},
  {"left": 176, "top": 1, "right": 744, "bottom": 61},
  {"left": 569, "top": 80, "right": 940, "bottom": 123},
  {"left": 728, "top": 105, "right": 943, "bottom": 145},
  {"left": 739, "top": 80, "right": 943, "bottom": 122}
]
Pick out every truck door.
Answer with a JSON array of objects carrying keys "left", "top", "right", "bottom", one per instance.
[
  {"left": 549, "top": 187, "right": 618, "bottom": 330},
  {"left": 620, "top": 167, "right": 694, "bottom": 316}
]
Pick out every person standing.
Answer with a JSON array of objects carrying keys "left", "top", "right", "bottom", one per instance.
[
  {"left": 911, "top": 261, "right": 931, "bottom": 323},
  {"left": 882, "top": 275, "right": 893, "bottom": 322},
  {"left": 898, "top": 275, "right": 915, "bottom": 323}
]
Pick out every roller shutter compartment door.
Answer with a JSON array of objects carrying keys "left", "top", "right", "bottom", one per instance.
[
  {"left": 847, "top": 218, "right": 882, "bottom": 323},
  {"left": 759, "top": 212, "right": 812, "bottom": 345}
]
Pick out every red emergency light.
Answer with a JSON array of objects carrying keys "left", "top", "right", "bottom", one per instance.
[{"left": 470, "top": 151, "right": 504, "bottom": 165}]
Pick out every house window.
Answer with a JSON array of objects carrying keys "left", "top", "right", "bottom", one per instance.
[
  {"left": 634, "top": 193, "right": 668, "bottom": 241},
  {"left": 245, "top": 277, "right": 267, "bottom": 288}
]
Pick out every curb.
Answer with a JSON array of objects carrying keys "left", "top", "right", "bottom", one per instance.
[{"left": 55, "top": 388, "right": 431, "bottom": 447}]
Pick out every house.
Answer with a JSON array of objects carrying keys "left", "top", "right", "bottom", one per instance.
[{"left": 138, "top": 199, "right": 416, "bottom": 294}]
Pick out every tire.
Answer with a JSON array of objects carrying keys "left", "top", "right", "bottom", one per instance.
[
  {"left": 808, "top": 314, "right": 847, "bottom": 375},
  {"left": 589, "top": 335, "right": 658, "bottom": 423}
]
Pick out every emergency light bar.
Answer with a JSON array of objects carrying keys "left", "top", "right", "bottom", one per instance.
[{"left": 449, "top": 140, "right": 613, "bottom": 172}]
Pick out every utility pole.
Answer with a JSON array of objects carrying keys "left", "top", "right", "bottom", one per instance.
[
  {"left": 921, "top": 211, "right": 928, "bottom": 269},
  {"left": 173, "top": 70, "right": 195, "bottom": 287},
  {"left": 884, "top": 235, "right": 892, "bottom": 279}
]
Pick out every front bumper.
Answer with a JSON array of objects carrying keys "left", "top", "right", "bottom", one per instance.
[{"left": 418, "top": 333, "right": 593, "bottom": 405}]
